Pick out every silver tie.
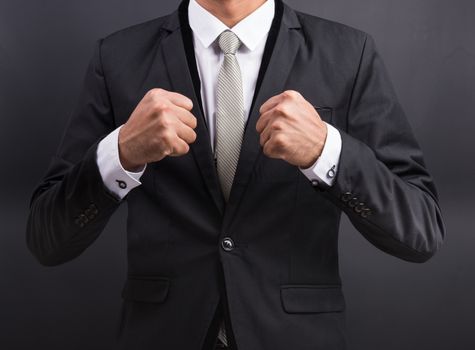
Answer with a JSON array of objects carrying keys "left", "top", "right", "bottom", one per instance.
[
  {"left": 215, "top": 30, "right": 245, "bottom": 202},
  {"left": 215, "top": 30, "right": 244, "bottom": 347}
]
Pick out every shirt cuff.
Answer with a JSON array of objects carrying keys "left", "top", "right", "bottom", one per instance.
[
  {"left": 299, "top": 123, "right": 342, "bottom": 188},
  {"left": 96, "top": 125, "right": 146, "bottom": 200}
]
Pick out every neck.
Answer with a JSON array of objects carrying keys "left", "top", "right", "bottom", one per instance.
[{"left": 195, "top": 0, "right": 267, "bottom": 28}]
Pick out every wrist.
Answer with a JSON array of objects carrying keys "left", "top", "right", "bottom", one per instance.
[
  {"left": 300, "top": 122, "right": 328, "bottom": 169},
  {"left": 118, "top": 145, "right": 144, "bottom": 172},
  {"left": 118, "top": 127, "right": 145, "bottom": 172},
  {"left": 300, "top": 151, "right": 320, "bottom": 169}
]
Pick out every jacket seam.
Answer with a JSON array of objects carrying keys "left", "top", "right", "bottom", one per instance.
[{"left": 344, "top": 34, "right": 368, "bottom": 134}]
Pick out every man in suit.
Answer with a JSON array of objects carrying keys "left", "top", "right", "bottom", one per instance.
[{"left": 26, "top": 0, "right": 446, "bottom": 349}]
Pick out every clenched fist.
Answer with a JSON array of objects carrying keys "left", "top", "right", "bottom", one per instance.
[
  {"left": 118, "top": 88, "right": 197, "bottom": 171},
  {"left": 256, "top": 90, "right": 328, "bottom": 168}
]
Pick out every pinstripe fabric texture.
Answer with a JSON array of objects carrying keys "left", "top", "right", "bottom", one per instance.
[{"left": 215, "top": 30, "right": 245, "bottom": 203}]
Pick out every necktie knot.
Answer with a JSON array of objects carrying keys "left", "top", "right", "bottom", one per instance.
[{"left": 218, "top": 30, "right": 242, "bottom": 55}]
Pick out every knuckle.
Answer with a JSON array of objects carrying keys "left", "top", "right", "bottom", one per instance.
[
  {"left": 256, "top": 118, "right": 265, "bottom": 132},
  {"left": 153, "top": 87, "right": 164, "bottom": 95},
  {"left": 281, "top": 90, "right": 291, "bottom": 98},
  {"left": 162, "top": 147, "right": 172, "bottom": 157},
  {"left": 274, "top": 104, "right": 287, "bottom": 116},
  {"left": 271, "top": 120, "right": 284, "bottom": 131},
  {"left": 267, "top": 143, "right": 278, "bottom": 156},
  {"left": 155, "top": 102, "right": 170, "bottom": 113},
  {"left": 282, "top": 90, "right": 293, "bottom": 99},
  {"left": 184, "top": 98, "right": 194, "bottom": 110},
  {"left": 190, "top": 130, "right": 197, "bottom": 143},
  {"left": 175, "top": 142, "right": 187, "bottom": 155},
  {"left": 285, "top": 90, "right": 300, "bottom": 99},
  {"left": 160, "top": 129, "right": 175, "bottom": 144},
  {"left": 157, "top": 115, "right": 172, "bottom": 129},
  {"left": 145, "top": 89, "right": 155, "bottom": 98},
  {"left": 263, "top": 142, "right": 271, "bottom": 156},
  {"left": 273, "top": 134, "right": 286, "bottom": 148},
  {"left": 150, "top": 134, "right": 160, "bottom": 145},
  {"left": 259, "top": 134, "right": 266, "bottom": 147},
  {"left": 191, "top": 116, "right": 198, "bottom": 128},
  {"left": 147, "top": 88, "right": 162, "bottom": 99}
]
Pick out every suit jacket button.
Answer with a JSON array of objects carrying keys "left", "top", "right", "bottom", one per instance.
[
  {"left": 361, "top": 208, "right": 373, "bottom": 218},
  {"left": 89, "top": 203, "right": 99, "bottom": 214},
  {"left": 85, "top": 208, "right": 95, "bottom": 220},
  {"left": 79, "top": 213, "right": 89, "bottom": 224},
  {"left": 354, "top": 202, "right": 365, "bottom": 213},
  {"left": 341, "top": 192, "right": 352, "bottom": 202},
  {"left": 311, "top": 179, "right": 319, "bottom": 187},
  {"left": 75, "top": 218, "right": 85, "bottom": 228},
  {"left": 348, "top": 197, "right": 359, "bottom": 208},
  {"left": 221, "top": 237, "right": 235, "bottom": 252}
]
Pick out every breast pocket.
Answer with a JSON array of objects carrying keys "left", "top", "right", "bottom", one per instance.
[{"left": 313, "top": 106, "right": 333, "bottom": 123}]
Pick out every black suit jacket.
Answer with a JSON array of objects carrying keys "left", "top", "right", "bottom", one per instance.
[{"left": 26, "top": 0, "right": 445, "bottom": 349}]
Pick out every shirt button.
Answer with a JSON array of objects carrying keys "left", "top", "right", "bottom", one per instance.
[
  {"left": 221, "top": 237, "right": 235, "bottom": 252},
  {"left": 116, "top": 180, "right": 127, "bottom": 189}
]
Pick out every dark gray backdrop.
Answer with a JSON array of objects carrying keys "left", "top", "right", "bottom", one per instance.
[{"left": 1, "top": 0, "right": 474, "bottom": 349}]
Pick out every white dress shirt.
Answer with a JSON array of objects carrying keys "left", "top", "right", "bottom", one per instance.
[{"left": 96, "top": 0, "right": 342, "bottom": 199}]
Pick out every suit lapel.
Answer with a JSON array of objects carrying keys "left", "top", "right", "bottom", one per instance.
[
  {"left": 161, "top": 11, "right": 226, "bottom": 215},
  {"left": 223, "top": 4, "right": 303, "bottom": 228}
]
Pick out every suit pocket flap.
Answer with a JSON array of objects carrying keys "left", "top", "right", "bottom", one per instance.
[
  {"left": 121, "top": 276, "right": 170, "bottom": 303},
  {"left": 280, "top": 284, "right": 345, "bottom": 313}
]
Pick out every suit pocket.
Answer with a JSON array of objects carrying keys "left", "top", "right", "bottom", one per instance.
[
  {"left": 280, "top": 284, "right": 345, "bottom": 313},
  {"left": 121, "top": 276, "right": 170, "bottom": 303},
  {"left": 313, "top": 106, "right": 333, "bottom": 123}
]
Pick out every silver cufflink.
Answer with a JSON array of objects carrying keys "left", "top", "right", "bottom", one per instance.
[{"left": 327, "top": 165, "right": 336, "bottom": 179}]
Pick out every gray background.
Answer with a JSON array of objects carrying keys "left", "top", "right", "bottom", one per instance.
[{"left": 1, "top": 0, "right": 474, "bottom": 349}]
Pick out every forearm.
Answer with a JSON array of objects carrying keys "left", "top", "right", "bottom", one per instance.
[
  {"left": 321, "top": 129, "right": 445, "bottom": 262},
  {"left": 26, "top": 141, "right": 121, "bottom": 266}
]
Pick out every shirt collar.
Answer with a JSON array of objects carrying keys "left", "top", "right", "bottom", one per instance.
[{"left": 188, "top": 0, "right": 275, "bottom": 51}]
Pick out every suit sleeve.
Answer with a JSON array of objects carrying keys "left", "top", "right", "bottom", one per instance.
[
  {"left": 320, "top": 34, "right": 445, "bottom": 263},
  {"left": 26, "top": 39, "right": 123, "bottom": 266}
]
